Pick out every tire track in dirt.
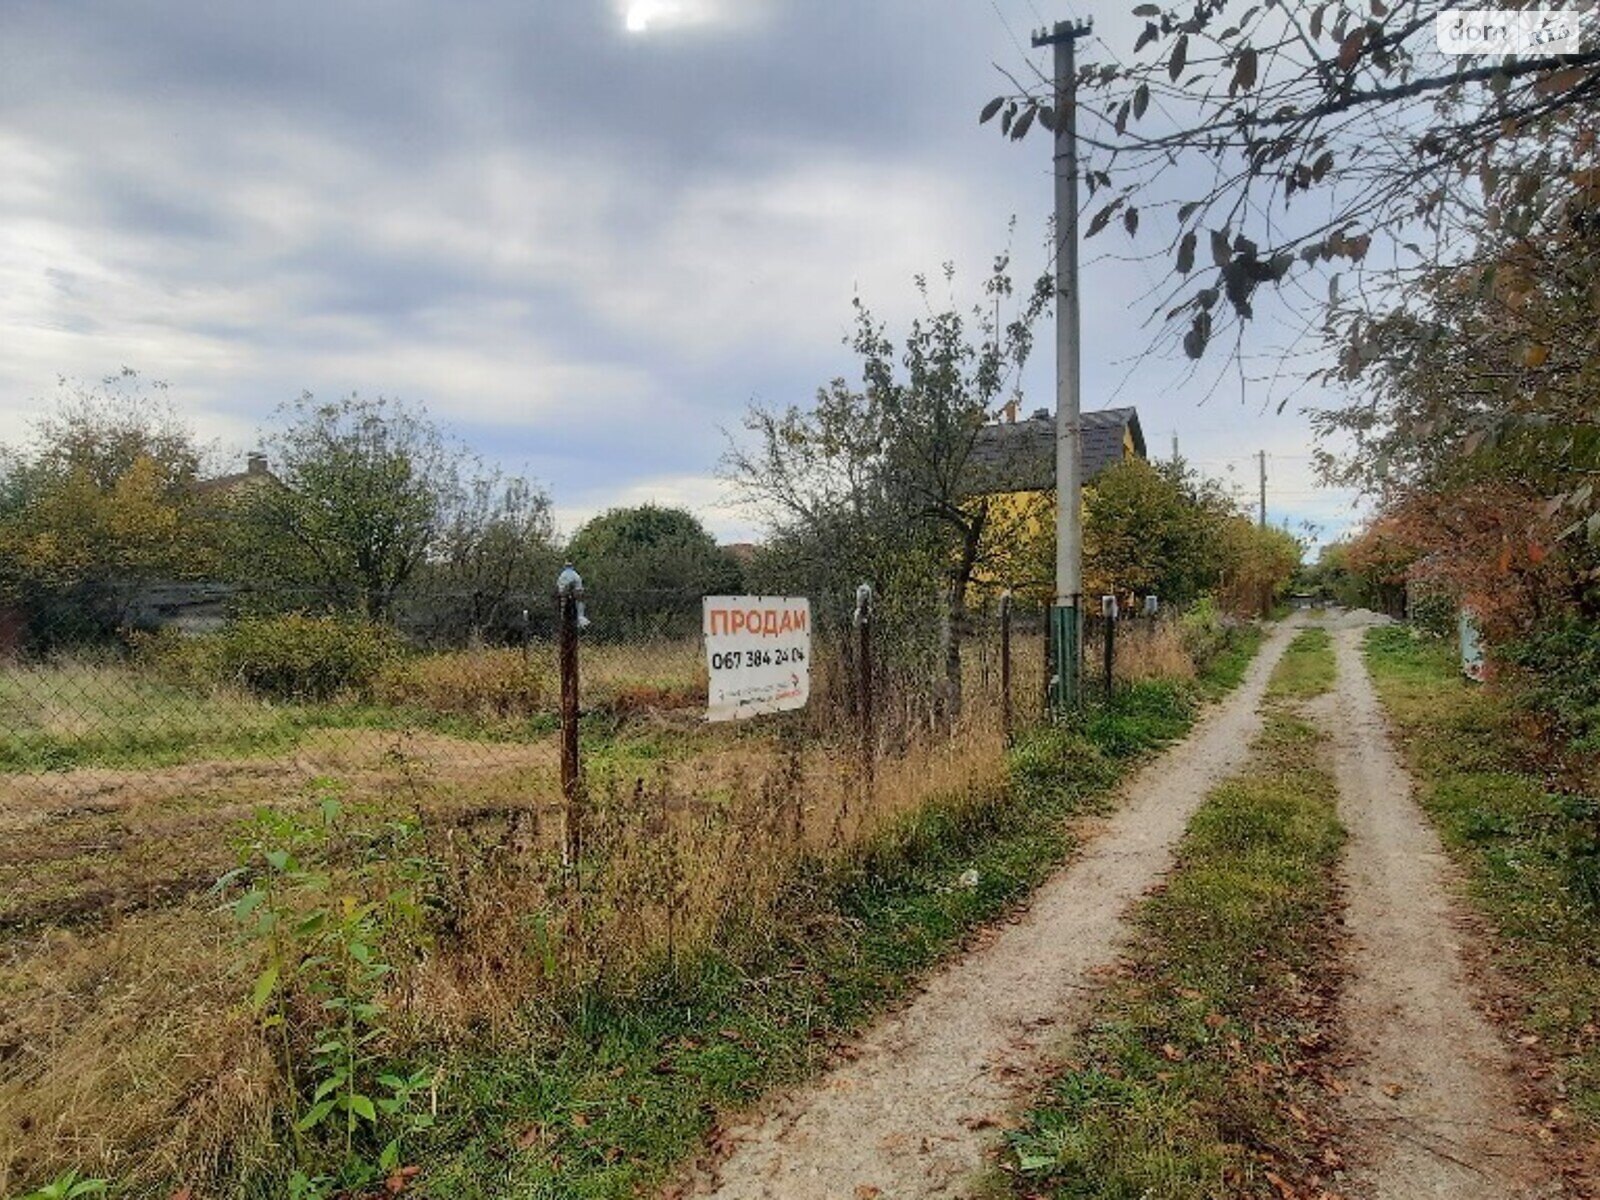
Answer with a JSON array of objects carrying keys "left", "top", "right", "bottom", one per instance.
[
  {"left": 671, "top": 621, "right": 1302, "bottom": 1200},
  {"left": 1319, "top": 624, "right": 1560, "bottom": 1199}
]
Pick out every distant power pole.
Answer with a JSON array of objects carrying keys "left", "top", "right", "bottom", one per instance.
[
  {"left": 1171, "top": 432, "right": 1180, "bottom": 469},
  {"left": 1258, "top": 450, "right": 1268, "bottom": 528},
  {"left": 1034, "top": 16, "right": 1093, "bottom": 715}
]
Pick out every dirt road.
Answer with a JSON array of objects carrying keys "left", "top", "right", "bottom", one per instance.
[
  {"left": 676, "top": 621, "right": 1302, "bottom": 1199},
  {"left": 1321, "top": 625, "right": 1559, "bottom": 1198}
]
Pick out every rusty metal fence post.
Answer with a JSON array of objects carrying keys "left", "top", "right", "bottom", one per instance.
[
  {"left": 557, "top": 575, "right": 583, "bottom": 868},
  {"left": 854, "top": 583, "right": 875, "bottom": 789},
  {"left": 999, "top": 590, "right": 1013, "bottom": 744}
]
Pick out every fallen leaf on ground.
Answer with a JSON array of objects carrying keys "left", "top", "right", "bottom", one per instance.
[{"left": 512, "top": 1124, "right": 544, "bottom": 1150}]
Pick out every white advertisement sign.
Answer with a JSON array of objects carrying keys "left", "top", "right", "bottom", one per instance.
[{"left": 703, "top": 596, "right": 811, "bottom": 722}]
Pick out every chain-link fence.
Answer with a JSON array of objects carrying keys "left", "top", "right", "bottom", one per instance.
[
  {"left": 0, "top": 588, "right": 900, "bottom": 926},
  {"left": 0, "top": 581, "right": 1192, "bottom": 935}
]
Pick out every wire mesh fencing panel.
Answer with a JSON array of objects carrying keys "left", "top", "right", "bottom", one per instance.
[
  {"left": 1, "top": 577, "right": 1082, "bottom": 1190},
  {"left": 1081, "top": 609, "right": 1197, "bottom": 691},
  {"left": 0, "top": 587, "right": 577, "bottom": 932},
  {"left": 0, "top": 582, "right": 1055, "bottom": 935}
]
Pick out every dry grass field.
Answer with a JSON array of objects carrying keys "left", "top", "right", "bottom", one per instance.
[{"left": 0, "top": 624, "right": 1069, "bottom": 1195}]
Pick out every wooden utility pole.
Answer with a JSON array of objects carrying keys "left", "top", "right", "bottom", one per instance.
[{"left": 1034, "top": 16, "right": 1093, "bottom": 715}]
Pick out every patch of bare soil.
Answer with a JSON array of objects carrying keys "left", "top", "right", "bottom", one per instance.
[
  {"left": 669, "top": 621, "right": 1302, "bottom": 1200},
  {"left": 0, "top": 729, "right": 567, "bottom": 930},
  {"left": 1319, "top": 625, "right": 1562, "bottom": 1199}
]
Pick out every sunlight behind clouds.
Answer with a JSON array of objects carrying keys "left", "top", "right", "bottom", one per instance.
[
  {"left": 624, "top": 1, "right": 678, "bottom": 33},
  {"left": 619, "top": 0, "right": 757, "bottom": 35}
]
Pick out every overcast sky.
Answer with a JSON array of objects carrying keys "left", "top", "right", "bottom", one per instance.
[{"left": 0, "top": 0, "right": 1365, "bottom": 548}]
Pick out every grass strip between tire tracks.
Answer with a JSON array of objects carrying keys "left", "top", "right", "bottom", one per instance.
[{"left": 995, "top": 626, "right": 1347, "bottom": 1200}]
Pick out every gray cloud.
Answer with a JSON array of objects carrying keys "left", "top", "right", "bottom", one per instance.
[{"left": 0, "top": 0, "right": 1359, "bottom": 547}]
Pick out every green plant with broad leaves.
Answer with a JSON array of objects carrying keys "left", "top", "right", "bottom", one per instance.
[
  {"left": 216, "top": 788, "right": 435, "bottom": 1198},
  {"left": 15, "top": 1171, "right": 109, "bottom": 1200}
]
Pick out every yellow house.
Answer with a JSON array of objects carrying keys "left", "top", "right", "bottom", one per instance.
[{"left": 963, "top": 406, "right": 1148, "bottom": 599}]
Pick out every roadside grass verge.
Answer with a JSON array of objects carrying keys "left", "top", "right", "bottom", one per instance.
[
  {"left": 410, "top": 673, "right": 1230, "bottom": 1199},
  {"left": 1194, "top": 624, "right": 1263, "bottom": 700},
  {"left": 1364, "top": 625, "right": 1600, "bottom": 1134},
  {"left": 1267, "top": 627, "right": 1335, "bottom": 701},
  {"left": 995, "top": 638, "right": 1344, "bottom": 1200},
  {"left": 207, "top": 640, "right": 1260, "bottom": 1200}
]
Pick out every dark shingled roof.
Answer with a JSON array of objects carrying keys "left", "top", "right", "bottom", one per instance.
[
  {"left": 193, "top": 452, "right": 280, "bottom": 497},
  {"left": 965, "top": 407, "right": 1146, "bottom": 495}
]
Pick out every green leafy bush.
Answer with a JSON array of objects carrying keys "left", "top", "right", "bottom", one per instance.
[
  {"left": 217, "top": 615, "right": 402, "bottom": 701},
  {"left": 1178, "top": 596, "right": 1229, "bottom": 667},
  {"left": 128, "top": 626, "right": 224, "bottom": 687},
  {"left": 218, "top": 794, "right": 435, "bottom": 1198},
  {"left": 1503, "top": 617, "right": 1600, "bottom": 752},
  {"left": 150, "top": 615, "right": 402, "bottom": 701},
  {"left": 1177, "top": 598, "right": 1222, "bottom": 662},
  {"left": 1407, "top": 584, "right": 1457, "bottom": 639}
]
